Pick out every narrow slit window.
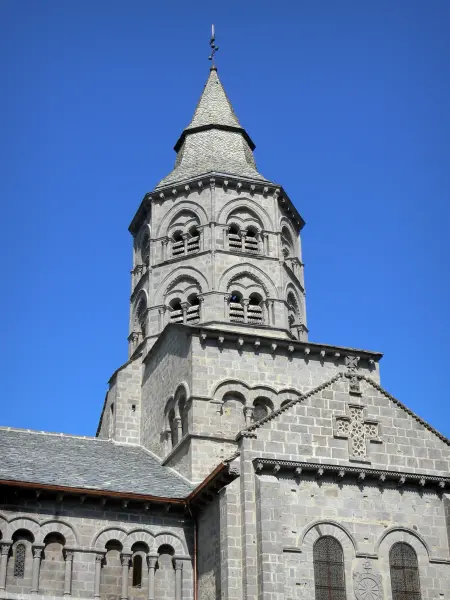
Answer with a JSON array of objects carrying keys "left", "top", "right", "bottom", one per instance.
[
  {"left": 132, "top": 555, "right": 143, "bottom": 588},
  {"left": 14, "top": 544, "right": 26, "bottom": 578}
]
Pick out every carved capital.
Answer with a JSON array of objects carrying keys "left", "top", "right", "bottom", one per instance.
[{"left": 121, "top": 554, "right": 131, "bottom": 566}]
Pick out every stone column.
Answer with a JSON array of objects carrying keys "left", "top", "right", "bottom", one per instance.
[
  {"left": 180, "top": 302, "right": 188, "bottom": 325},
  {"left": 244, "top": 406, "right": 253, "bottom": 426},
  {"left": 63, "top": 551, "right": 74, "bottom": 596},
  {"left": 0, "top": 542, "right": 11, "bottom": 591},
  {"left": 162, "top": 238, "right": 169, "bottom": 262},
  {"left": 174, "top": 559, "right": 183, "bottom": 600},
  {"left": 223, "top": 294, "right": 231, "bottom": 319},
  {"left": 31, "top": 545, "right": 43, "bottom": 594},
  {"left": 181, "top": 233, "right": 189, "bottom": 255},
  {"left": 242, "top": 300, "right": 249, "bottom": 324},
  {"left": 94, "top": 553, "right": 103, "bottom": 599},
  {"left": 262, "top": 232, "right": 268, "bottom": 255},
  {"left": 175, "top": 415, "right": 182, "bottom": 444},
  {"left": 121, "top": 554, "right": 131, "bottom": 600},
  {"left": 224, "top": 226, "right": 230, "bottom": 251},
  {"left": 147, "top": 556, "right": 157, "bottom": 600},
  {"left": 240, "top": 230, "right": 246, "bottom": 252}
]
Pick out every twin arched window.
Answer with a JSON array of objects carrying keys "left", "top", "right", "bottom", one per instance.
[
  {"left": 229, "top": 292, "right": 264, "bottom": 325},
  {"left": 227, "top": 224, "right": 259, "bottom": 253},
  {"left": 312, "top": 537, "right": 422, "bottom": 600},
  {"left": 172, "top": 226, "right": 200, "bottom": 257},
  {"left": 169, "top": 294, "right": 200, "bottom": 325}
]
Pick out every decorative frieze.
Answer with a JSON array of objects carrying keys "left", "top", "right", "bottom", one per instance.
[{"left": 253, "top": 458, "right": 449, "bottom": 491}]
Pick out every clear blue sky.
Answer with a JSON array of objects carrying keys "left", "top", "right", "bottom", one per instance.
[{"left": 1, "top": 1, "right": 449, "bottom": 438}]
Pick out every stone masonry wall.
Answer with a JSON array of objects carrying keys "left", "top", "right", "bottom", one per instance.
[
  {"left": 245, "top": 375, "right": 449, "bottom": 475},
  {"left": 141, "top": 326, "right": 192, "bottom": 457},
  {"left": 0, "top": 498, "right": 193, "bottom": 600},
  {"left": 197, "top": 496, "right": 220, "bottom": 600},
  {"left": 97, "top": 360, "right": 142, "bottom": 445}
]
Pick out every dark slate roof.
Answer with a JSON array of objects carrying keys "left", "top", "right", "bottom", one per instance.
[
  {"left": 156, "top": 68, "right": 269, "bottom": 188},
  {"left": 0, "top": 428, "right": 193, "bottom": 499}
]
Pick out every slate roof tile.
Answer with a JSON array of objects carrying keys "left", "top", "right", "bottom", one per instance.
[{"left": 0, "top": 428, "right": 193, "bottom": 498}]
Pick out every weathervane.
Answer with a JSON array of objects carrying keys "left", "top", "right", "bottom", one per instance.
[{"left": 209, "top": 24, "right": 219, "bottom": 68}]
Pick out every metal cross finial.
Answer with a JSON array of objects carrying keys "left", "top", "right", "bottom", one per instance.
[{"left": 209, "top": 24, "right": 219, "bottom": 68}]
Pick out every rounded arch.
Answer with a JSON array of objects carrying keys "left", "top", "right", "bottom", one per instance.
[
  {"left": 174, "top": 382, "right": 190, "bottom": 404},
  {"left": 0, "top": 514, "right": 7, "bottom": 540},
  {"left": 153, "top": 532, "right": 187, "bottom": 555},
  {"left": 155, "top": 267, "right": 209, "bottom": 306},
  {"left": 218, "top": 197, "right": 274, "bottom": 231},
  {"left": 300, "top": 520, "right": 358, "bottom": 555},
  {"left": 279, "top": 216, "right": 297, "bottom": 243},
  {"left": 376, "top": 526, "right": 430, "bottom": 560},
  {"left": 123, "top": 529, "right": 155, "bottom": 554},
  {"left": 212, "top": 379, "right": 251, "bottom": 403},
  {"left": 156, "top": 201, "right": 208, "bottom": 238},
  {"left": 92, "top": 527, "right": 128, "bottom": 550},
  {"left": 38, "top": 520, "right": 78, "bottom": 546},
  {"left": 219, "top": 263, "right": 277, "bottom": 298},
  {"left": 6, "top": 516, "right": 40, "bottom": 541}
]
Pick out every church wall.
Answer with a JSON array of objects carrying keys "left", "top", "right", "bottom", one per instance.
[
  {"left": 191, "top": 335, "right": 378, "bottom": 399},
  {"left": 0, "top": 498, "right": 194, "bottom": 600},
  {"left": 97, "top": 360, "right": 142, "bottom": 445},
  {"left": 218, "top": 479, "right": 243, "bottom": 600},
  {"left": 197, "top": 496, "right": 221, "bottom": 600},
  {"left": 141, "top": 326, "right": 193, "bottom": 457},
  {"left": 253, "top": 471, "right": 449, "bottom": 599},
  {"left": 245, "top": 376, "right": 449, "bottom": 476}
]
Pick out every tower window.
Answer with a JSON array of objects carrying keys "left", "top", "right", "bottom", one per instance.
[
  {"left": 186, "top": 294, "right": 200, "bottom": 324},
  {"left": 389, "top": 543, "right": 422, "bottom": 599},
  {"left": 14, "top": 543, "right": 26, "bottom": 578},
  {"left": 229, "top": 292, "right": 244, "bottom": 323},
  {"left": 169, "top": 299, "right": 183, "bottom": 323},
  {"left": 141, "top": 232, "right": 150, "bottom": 266},
  {"left": 172, "top": 232, "right": 184, "bottom": 257},
  {"left": 247, "top": 293, "right": 263, "bottom": 325},
  {"left": 244, "top": 227, "right": 259, "bottom": 253},
  {"left": 227, "top": 225, "right": 241, "bottom": 251},
  {"left": 187, "top": 227, "right": 200, "bottom": 253},
  {"left": 135, "top": 297, "right": 147, "bottom": 339},
  {"left": 313, "top": 536, "right": 346, "bottom": 599}
]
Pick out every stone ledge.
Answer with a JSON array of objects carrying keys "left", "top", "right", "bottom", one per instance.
[{"left": 253, "top": 458, "right": 450, "bottom": 491}]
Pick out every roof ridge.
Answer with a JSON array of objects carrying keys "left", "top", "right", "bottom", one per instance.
[{"left": 0, "top": 426, "right": 99, "bottom": 441}]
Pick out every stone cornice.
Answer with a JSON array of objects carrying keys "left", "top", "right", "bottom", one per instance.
[
  {"left": 253, "top": 458, "right": 450, "bottom": 491},
  {"left": 143, "top": 323, "right": 382, "bottom": 368},
  {"left": 128, "top": 176, "right": 304, "bottom": 235}
]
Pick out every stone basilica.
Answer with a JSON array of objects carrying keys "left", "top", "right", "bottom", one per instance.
[{"left": 1, "top": 60, "right": 449, "bottom": 600}]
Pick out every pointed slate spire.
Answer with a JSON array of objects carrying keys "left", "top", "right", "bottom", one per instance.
[
  {"left": 185, "top": 67, "right": 243, "bottom": 131},
  {"left": 156, "top": 68, "right": 268, "bottom": 189}
]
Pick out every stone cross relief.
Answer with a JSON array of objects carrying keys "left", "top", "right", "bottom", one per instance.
[{"left": 334, "top": 404, "right": 382, "bottom": 461}]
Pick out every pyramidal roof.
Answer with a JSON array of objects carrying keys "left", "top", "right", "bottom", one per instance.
[
  {"left": 155, "top": 68, "right": 269, "bottom": 189},
  {"left": 185, "top": 67, "right": 243, "bottom": 130}
]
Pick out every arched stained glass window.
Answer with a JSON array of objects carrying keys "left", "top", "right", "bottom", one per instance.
[
  {"left": 14, "top": 543, "right": 26, "bottom": 578},
  {"left": 389, "top": 542, "right": 422, "bottom": 600},
  {"left": 313, "top": 536, "right": 346, "bottom": 600}
]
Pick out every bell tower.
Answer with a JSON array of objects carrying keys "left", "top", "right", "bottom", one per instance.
[{"left": 127, "top": 65, "right": 308, "bottom": 359}]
